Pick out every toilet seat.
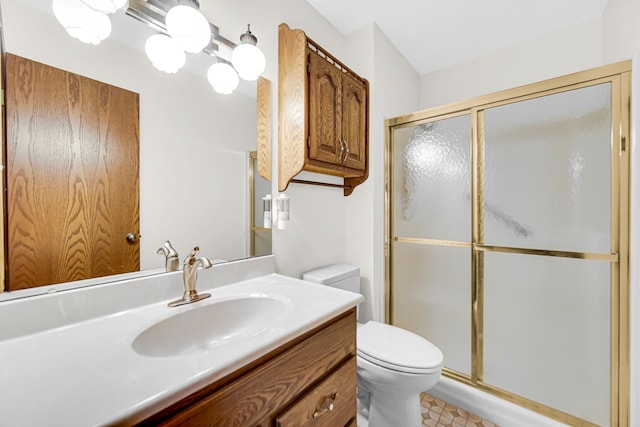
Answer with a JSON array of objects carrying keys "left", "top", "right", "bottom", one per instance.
[{"left": 357, "top": 321, "right": 443, "bottom": 375}]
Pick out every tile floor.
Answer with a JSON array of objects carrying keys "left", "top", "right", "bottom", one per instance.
[{"left": 421, "top": 393, "right": 498, "bottom": 427}]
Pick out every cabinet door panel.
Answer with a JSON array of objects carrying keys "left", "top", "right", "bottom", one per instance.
[
  {"left": 308, "top": 49, "right": 343, "bottom": 165},
  {"left": 342, "top": 72, "right": 367, "bottom": 171}
]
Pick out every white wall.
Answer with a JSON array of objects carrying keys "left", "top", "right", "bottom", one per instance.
[
  {"left": 354, "top": 24, "right": 421, "bottom": 321},
  {"left": 2, "top": 0, "right": 258, "bottom": 270},
  {"left": 419, "top": 18, "right": 603, "bottom": 108},
  {"left": 603, "top": 0, "right": 640, "bottom": 64}
]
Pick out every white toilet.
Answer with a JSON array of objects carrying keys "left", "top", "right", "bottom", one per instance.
[{"left": 303, "top": 264, "right": 443, "bottom": 427}]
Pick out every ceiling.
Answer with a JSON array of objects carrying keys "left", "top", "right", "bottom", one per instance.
[{"left": 304, "top": 0, "right": 609, "bottom": 75}]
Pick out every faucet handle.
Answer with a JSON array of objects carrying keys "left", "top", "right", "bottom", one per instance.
[
  {"left": 184, "top": 246, "right": 201, "bottom": 265},
  {"left": 183, "top": 246, "right": 213, "bottom": 270},
  {"left": 157, "top": 240, "right": 178, "bottom": 258}
]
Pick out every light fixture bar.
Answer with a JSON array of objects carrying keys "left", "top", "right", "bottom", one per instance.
[
  {"left": 126, "top": 0, "right": 169, "bottom": 34},
  {"left": 125, "top": 0, "right": 237, "bottom": 56}
]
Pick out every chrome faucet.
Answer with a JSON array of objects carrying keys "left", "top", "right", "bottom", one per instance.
[
  {"left": 157, "top": 240, "right": 179, "bottom": 272},
  {"left": 168, "top": 246, "right": 213, "bottom": 307}
]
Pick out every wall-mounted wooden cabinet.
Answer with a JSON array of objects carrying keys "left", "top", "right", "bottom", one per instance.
[{"left": 278, "top": 23, "right": 369, "bottom": 196}]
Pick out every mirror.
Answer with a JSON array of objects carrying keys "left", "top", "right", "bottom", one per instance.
[
  {"left": 249, "top": 151, "right": 272, "bottom": 257},
  {"left": 1, "top": 0, "right": 270, "bottom": 294}
]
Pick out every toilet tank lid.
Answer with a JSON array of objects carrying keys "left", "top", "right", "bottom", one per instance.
[{"left": 302, "top": 264, "right": 360, "bottom": 285}]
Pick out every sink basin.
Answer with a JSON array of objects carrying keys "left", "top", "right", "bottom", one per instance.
[{"left": 132, "top": 295, "right": 288, "bottom": 357}]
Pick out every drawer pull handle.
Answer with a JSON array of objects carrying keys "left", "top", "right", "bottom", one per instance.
[{"left": 312, "top": 392, "right": 338, "bottom": 418}]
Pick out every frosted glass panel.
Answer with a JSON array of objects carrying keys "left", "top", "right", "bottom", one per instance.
[
  {"left": 483, "top": 83, "right": 611, "bottom": 253},
  {"left": 393, "top": 115, "right": 471, "bottom": 242},
  {"left": 483, "top": 252, "right": 610, "bottom": 426},
  {"left": 392, "top": 243, "right": 471, "bottom": 375}
]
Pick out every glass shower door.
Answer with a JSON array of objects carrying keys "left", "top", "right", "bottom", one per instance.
[
  {"left": 391, "top": 113, "right": 472, "bottom": 377},
  {"left": 480, "top": 82, "right": 615, "bottom": 426},
  {"left": 387, "top": 68, "right": 629, "bottom": 426}
]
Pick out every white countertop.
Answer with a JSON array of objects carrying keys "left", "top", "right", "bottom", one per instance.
[{"left": 0, "top": 260, "right": 362, "bottom": 426}]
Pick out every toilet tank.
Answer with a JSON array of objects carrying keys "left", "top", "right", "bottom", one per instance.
[{"left": 302, "top": 264, "right": 360, "bottom": 293}]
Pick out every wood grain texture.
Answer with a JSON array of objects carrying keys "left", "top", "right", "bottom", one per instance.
[
  {"left": 304, "top": 55, "right": 367, "bottom": 180},
  {"left": 344, "top": 77, "right": 370, "bottom": 196},
  {"left": 275, "top": 357, "right": 356, "bottom": 427},
  {"left": 278, "top": 24, "right": 369, "bottom": 195},
  {"left": 341, "top": 71, "right": 367, "bottom": 172},
  {"left": 278, "top": 23, "right": 308, "bottom": 192},
  {"left": 0, "top": 52, "right": 4, "bottom": 292},
  {"left": 5, "top": 53, "right": 140, "bottom": 290},
  {"left": 139, "top": 310, "right": 357, "bottom": 427},
  {"left": 308, "top": 48, "right": 342, "bottom": 166},
  {"left": 257, "top": 77, "right": 272, "bottom": 182}
]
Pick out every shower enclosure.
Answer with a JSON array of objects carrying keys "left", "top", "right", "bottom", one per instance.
[{"left": 385, "top": 62, "right": 631, "bottom": 427}]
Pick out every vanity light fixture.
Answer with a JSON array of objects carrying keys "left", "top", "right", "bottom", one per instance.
[
  {"left": 165, "top": 0, "right": 211, "bottom": 54},
  {"left": 207, "top": 62, "right": 239, "bottom": 95},
  {"left": 52, "top": 0, "right": 266, "bottom": 94},
  {"left": 81, "top": 0, "right": 127, "bottom": 14},
  {"left": 145, "top": 34, "right": 186, "bottom": 74},
  {"left": 53, "top": 0, "right": 112, "bottom": 45},
  {"left": 231, "top": 25, "right": 266, "bottom": 81}
]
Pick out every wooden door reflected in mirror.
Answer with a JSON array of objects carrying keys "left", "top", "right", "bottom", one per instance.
[{"left": 5, "top": 54, "right": 140, "bottom": 290}]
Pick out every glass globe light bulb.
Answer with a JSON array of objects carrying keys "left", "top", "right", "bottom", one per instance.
[
  {"left": 231, "top": 25, "right": 266, "bottom": 81},
  {"left": 231, "top": 43, "right": 266, "bottom": 81},
  {"left": 145, "top": 34, "right": 186, "bottom": 74},
  {"left": 53, "top": 0, "right": 112, "bottom": 45},
  {"left": 165, "top": 4, "right": 211, "bottom": 54},
  {"left": 207, "top": 62, "right": 239, "bottom": 95}
]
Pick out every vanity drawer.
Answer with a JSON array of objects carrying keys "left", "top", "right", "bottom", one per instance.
[{"left": 275, "top": 356, "right": 357, "bottom": 427}]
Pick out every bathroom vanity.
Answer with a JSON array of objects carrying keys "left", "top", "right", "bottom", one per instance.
[
  {"left": 0, "top": 255, "right": 362, "bottom": 426},
  {"left": 140, "top": 310, "right": 357, "bottom": 426}
]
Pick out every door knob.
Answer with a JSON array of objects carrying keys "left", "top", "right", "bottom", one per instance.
[{"left": 126, "top": 233, "right": 140, "bottom": 243}]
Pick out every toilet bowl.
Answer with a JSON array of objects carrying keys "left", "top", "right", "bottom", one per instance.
[{"left": 303, "top": 264, "right": 444, "bottom": 427}]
